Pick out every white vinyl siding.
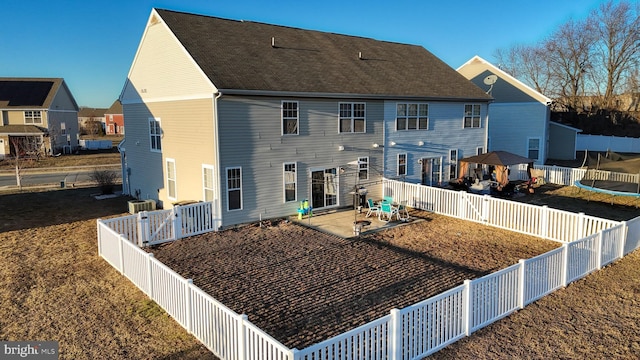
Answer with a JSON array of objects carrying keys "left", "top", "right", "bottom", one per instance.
[
  {"left": 149, "top": 118, "right": 162, "bottom": 152},
  {"left": 202, "top": 164, "right": 215, "bottom": 202},
  {"left": 166, "top": 158, "right": 176, "bottom": 200},
  {"left": 283, "top": 162, "right": 297, "bottom": 202},
  {"left": 282, "top": 101, "right": 299, "bottom": 135},
  {"left": 227, "top": 167, "right": 242, "bottom": 211},
  {"left": 339, "top": 102, "right": 366, "bottom": 133}
]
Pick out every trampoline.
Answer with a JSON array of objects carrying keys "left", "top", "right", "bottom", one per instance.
[{"left": 575, "top": 151, "right": 640, "bottom": 204}]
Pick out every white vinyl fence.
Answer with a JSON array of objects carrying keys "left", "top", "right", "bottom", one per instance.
[
  {"left": 97, "top": 176, "right": 640, "bottom": 360},
  {"left": 577, "top": 134, "right": 640, "bottom": 153},
  {"left": 100, "top": 201, "right": 220, "bottom": 247},
  {"left": 383, "top": 179, "right": 618, "bottom": 243}
]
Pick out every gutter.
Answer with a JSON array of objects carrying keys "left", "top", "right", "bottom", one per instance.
[
  {"left": 216, "top": 88, "right": 492, "bottom": 102},
  {"left": 213, "top": 92, "right": 223, "bottom": 228}
]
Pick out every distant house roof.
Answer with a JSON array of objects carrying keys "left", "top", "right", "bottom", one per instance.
[
  {"left": 154, "top": 9, "right": 491, "bottom": 101},
  {"left": 0, "top": 125, "right": 48, "bottom": 135},
  {"left": 0, "top": 78, "right": 65, "bottom": 108},
  {"left": 457, "top": 56, "right": 551, "bottom": 105},
  {"left": 78, "top": 107, "right": 107, "bottom": 117},
  {"left": 105, "top": 100, "right": 122, "bottom": 114}
]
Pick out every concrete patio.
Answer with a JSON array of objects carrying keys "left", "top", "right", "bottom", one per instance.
[{"left": 291, "top": 206, "right": 419, "bottom": 238}]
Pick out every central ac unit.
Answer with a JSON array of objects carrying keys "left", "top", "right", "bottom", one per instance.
[{"left": 128, "top": 199, "right": 157, "bottom": 214}]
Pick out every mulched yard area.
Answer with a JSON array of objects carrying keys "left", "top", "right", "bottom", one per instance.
[{"left": 150, "top": 210, "right": 560, "bottom": 349}]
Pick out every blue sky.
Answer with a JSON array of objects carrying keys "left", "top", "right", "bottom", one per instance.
[{"left": 2, "top": 0, "right": 610, "bottom": 108}]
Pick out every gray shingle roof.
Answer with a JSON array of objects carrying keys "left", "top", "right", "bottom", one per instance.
[
  {"left": 0, "top": 125, "right": 48, "bottom": 134},
  {"left": 0, "top": 78, "right": 62, "bottom": 108},
  {"left": 156, "top": 9, "right": 491, "bottom": 101}
]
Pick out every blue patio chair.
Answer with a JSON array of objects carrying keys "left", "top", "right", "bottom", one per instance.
[
  {"left": 366, "top": 198, "right": 379, "bottom": 218},
  {"left": 379, "top": 202, "right": 398, "bottom": 222}
]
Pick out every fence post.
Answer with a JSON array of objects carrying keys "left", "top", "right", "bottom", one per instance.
[
  {"left": 561, "top": 244, "right": 569, "bottom": 286},
  {"left": 620, "top": 221, "right": 628, "bottom": 259},
  {"left": 577, "top": 212, "right": 586, "bottom": 240},
  {"left": 518, "top": 259, "right": 526, "bottom": 309},
  {"left": 137, "top": 211, "right": 149, "bottom": 246},
  {"left": 541, "top": 206, "right": 549, "bottom": 239},
  {"left": 118, "top": 234, "right": 125, "bottom": 274},
  {"left": 147, "top": 253, "right": 154, "bottom": 298},
  {"left": 482, "top": 195, "right": 490, "bottom": 223},
  {"left": 596, "top": 231, "right": 603, "bottom": 270},
  {"left": 458, "top": 191, "right": 466, "bottom": 220},
  {"left": 185, "top": 278, "right": 193, "bottom": 333},
  {"left": 238, "top": 314, "right": 248, "bottom": 360},
  {"left": 389, "top": 308, "right": 402, "bottom": 360},
  {"left": 97, "top": 220, "right": 103, "bottom": 256},
  {"left": 463, "top": 279, "right": 472, "bottom": 336},
  {"left": 173, "top": 205, "right": 182, "bottom": 240}
]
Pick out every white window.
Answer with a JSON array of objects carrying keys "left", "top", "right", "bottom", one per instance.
[
  {"left": 202, "top": 165, "right": 215, "bottom": 202},
  {"left": 463, "top": 104, "right": 481, "bottom": 128},
  {"left": 149, "top": 118, "right": 162, "bottom": 152},
  {"left": 396, "top": 103, "right": 428, "bottom": 130},
  {"left": 227, "top": 167, "right": 242, "bottom": 211},
  {"left": 449, "top": 149, "right": 458, "bottom": 180},
  {"left": 283, "top": 162, "right": 297, "bottom": 202},
  {"left": 60, "top": 122, "right": 66, "bottom": 135},
  {"left": 397, "top": 153, "right": 407, "bottom": 176},
  {"left": 358, "top": 156, "right": 369, "bottom": 180},
  {"left": 24, "top": 110, "right": 42, "bottom": 124},
  {"left": 339, "top": 103, "right": 366, "bottom": 133},
  {"left": 282, "top": 101, "right": 298, "bottom": 135},
  {"left": 166, "top": 158, "right": 177, "bottom": 200},
  {"left": 528, "top": 138, "right": 541, "bottom": 160}
]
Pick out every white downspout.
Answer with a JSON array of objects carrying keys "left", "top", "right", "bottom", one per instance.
[{"left": 213, "top": 92, "right": 223, "bottom": 230}]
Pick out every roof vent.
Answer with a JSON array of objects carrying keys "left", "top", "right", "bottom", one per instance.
[
  {"left": 271, "top": 37, "right": 276, "bottom": 48},
  {"left": 358, "top": 51, "right": 363, "bottom": 60}
]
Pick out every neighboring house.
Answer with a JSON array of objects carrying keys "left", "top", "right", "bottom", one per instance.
[
  {"left": 120, "top": 8, "right": 491, "bottom": 228},
  {"left": 77, "top": 107, "right": 107, "bottom": 135},
  {"left": 458, "top": 56, "right": 552, "bottom": 165},
  {"left": 104, "top": 100, "right": 124, "bottom": 135},
  {"left": 0, "top": 78, "right": 79, "bottom": 159}
]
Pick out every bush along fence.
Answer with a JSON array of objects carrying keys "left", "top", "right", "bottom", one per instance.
[{"left": 98, "top": 174, "right": 640, "bottom": 360}]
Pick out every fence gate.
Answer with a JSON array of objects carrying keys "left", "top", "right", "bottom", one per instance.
[{"left": 138, "top": 209, "right": 176, "bottom": 246}]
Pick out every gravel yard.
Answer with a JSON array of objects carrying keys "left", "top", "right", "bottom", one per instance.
[{"left": 150, "top": 210, "right": 560, "bottom": 349}]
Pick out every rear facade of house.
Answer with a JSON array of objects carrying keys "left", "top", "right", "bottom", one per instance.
[{"left": 120, "top": 9, "right": 491, "bottom": 228}]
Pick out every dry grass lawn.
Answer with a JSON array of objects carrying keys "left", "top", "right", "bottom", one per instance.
[{"left": 0, "top": 183, "right": 639, "bottom": 359}]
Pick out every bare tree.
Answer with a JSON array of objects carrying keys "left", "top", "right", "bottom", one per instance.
[
  {"left": 494, "top": 43, "right": 553, "bottom": 95},
  {"left": 544, "top": 18, "right": 597, "bottom": 112},
  {"left": 9, "top": 137, "right": 40, "bottom": 190},
  {"left": 591, "top": 0, "right": 640, "bottom": 110}
]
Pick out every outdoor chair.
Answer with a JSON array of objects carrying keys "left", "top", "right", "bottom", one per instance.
[
  {"left": 379, "top": 202, "right": 398, "bottom": 222},
  {"left": 396, "top": 200, "right": 409, "bottom": 221},
  {"left": 366, "top": 198, "right": 380, "bottom": 218},
  {"left": 383, "top": 196, "right": 394, "bottom": 204}
]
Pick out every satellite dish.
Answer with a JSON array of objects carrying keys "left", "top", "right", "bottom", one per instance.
[
  {"left": 483, "top": 74, "right": 498, "bottom": 85},
  {"left": 483, "top": 74, "right": 498, "bottom": 94}
]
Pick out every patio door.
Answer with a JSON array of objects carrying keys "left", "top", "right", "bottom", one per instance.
[
  {"left": 311, "top": 168, "right": 338, "bottom": 209},
  {"left": 421, "top": 157, "right": 441, "bottom": 186}
]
